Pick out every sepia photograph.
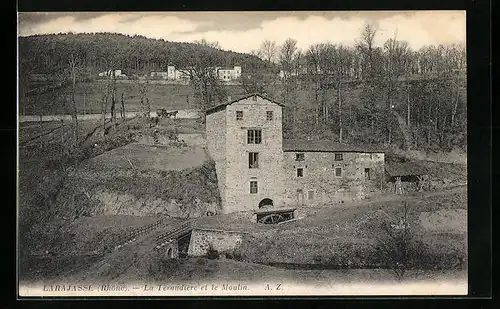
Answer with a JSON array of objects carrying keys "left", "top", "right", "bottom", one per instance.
[{"left": 17, "top": 11, "right": 468, "bottom": 296}]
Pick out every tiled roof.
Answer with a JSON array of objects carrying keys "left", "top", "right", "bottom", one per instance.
[
  {"left": 205, "top": 93, "right": 285, "bottom": 115},
  {"left": 385, "top": 161, "right": 428, "bottom": 177},
  {"left": 282, "top": 139, "right": 385, "bottom": 153}
]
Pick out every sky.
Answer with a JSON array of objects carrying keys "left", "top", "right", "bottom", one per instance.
[{"left": 17, "top": 11, "right": 466, "bottom": 53}]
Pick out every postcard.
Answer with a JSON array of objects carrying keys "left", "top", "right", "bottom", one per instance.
[{"left": 17, "top": 11, "right": 467, "bottom": 297}]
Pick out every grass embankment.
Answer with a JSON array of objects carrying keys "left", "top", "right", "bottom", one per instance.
[
  {"left": 72, "top": 159, "right": 221, "bottom": 218},
  {"left": 227, "top": 189, "right": 466, "bottom": 272}
]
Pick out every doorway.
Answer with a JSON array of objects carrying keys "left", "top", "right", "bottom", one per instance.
[
  {"left": 258, "top": 198, "right": 274, "bottom": 208},
  {"left": 296, "top": 189, "right": 304, "bottom": 206},
  {"left": 364, "top": 168, "right": 371, "bottom": 180}
]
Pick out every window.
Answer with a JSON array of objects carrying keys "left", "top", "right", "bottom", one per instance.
[
  {"left": 295, "top": 153, "right": 305, "bottom": 161},
  {"left": 250, "top": 181, "right": 258, "bottom": 194},
  {"left": 252, "top": 95, "right": 258, "bottom": 101},
  {"left": 364, "top": 168, "right": 371, "bottom": 180},
  {"left": 247, "top": 129, "right": 262, "bottom": 144},
  {"left": 308, "top": 190, "right": 315, "bottom": 200},
  {"left": 236, "top": 110, "right": 243, "bottom": 120},
  {"left": 335, "top": 167, "right": 342, "bottom": 177},
  {"left": 297, "top": 168, "right": 304, "bottom": 177},
  {"left": 335, "top": 153, "right": 343, "bottom": 161},
  {"left": 266, "top": 111, "right": 273, "bottom": 120},
  {"left": 249, "top": 152, "right": 259, "bottom": 168}
]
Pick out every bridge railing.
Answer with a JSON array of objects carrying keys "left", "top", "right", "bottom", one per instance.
[
  {"left": 107, "top": 218, "right": 168, "bottom": 252},
  {"left": 154, "top": 221, "right": 193, "bottom": 250}
]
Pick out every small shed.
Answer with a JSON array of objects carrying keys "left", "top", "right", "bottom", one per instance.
[
  {"left": 385, "top": 160, "right": 430, "bottom": 193},
  {"left": 385, "top": 161, "right": 427, "bottom": 182}
]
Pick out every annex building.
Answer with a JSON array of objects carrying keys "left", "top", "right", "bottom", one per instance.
[{"left": 205, "top": 93, "right": 385, "bottom": 214}]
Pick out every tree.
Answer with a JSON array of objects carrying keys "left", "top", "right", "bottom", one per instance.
[
  {"left": 355, "top": 23, "right": 378, "bottom": 80},
  {"left": 186, "top": 39, "right": 227, "bottom": 114},
  {"left": 138, "top": 81, "right": 150, "bottom": 117},
  {"left": 305, "top": 44, "right": 324, "bottom": 126},
  {"left": 279, "top": 38, "right": 299, "bottom": 127},
  {"left": 258, "top": 40, "right": 278, "bottom": 63},
  {"left": 382, "top": 36, "right": 413, "bottom": 148}
]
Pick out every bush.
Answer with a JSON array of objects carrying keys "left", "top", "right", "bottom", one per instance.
[
  {"left": 369, "top": 202, "right": 432, "bottom": 279},
  {"left": 224, "top": 249, "right": 243, "bottom": 261},
  {"left": 205, "top": 244, "right": 219, "bottom": 260}
]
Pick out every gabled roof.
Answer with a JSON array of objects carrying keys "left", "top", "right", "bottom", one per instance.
[
  {"left": 385, "top": 161, "right": 428, "bottom": 177},
  {"left": 283, "top": 139, "right": 385, "bottom": 153},
  {"left": 205, "top": 93, "right": 285, "bottom": 115}
]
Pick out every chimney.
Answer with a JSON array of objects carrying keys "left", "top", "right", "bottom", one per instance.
[{"left": 227, "top": 96, "right": 232, "bottom": 102}]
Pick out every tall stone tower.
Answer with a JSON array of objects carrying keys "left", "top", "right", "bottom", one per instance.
[{"left": 205, "top": 94, "right": 286, "bottom": 214}]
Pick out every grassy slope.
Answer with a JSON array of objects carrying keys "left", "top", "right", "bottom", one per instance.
[
  {"left": 18, "top": 117, "right": 216, "bottom": 259},
  {"left": 226, "top": 187, "right": 467, "bottom": 268},
  {"left": 21, "top": 81, "right": 247, "bottom": 115}
]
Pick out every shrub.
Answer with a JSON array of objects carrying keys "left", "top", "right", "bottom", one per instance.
[
  {"left": 224, "top": 249, "right": 243, "bottom": 261},
  {"left": 205, "top": 244, "right": 219, "bottom": 260},
  {"left": 369, "top": 202, "right": 430, "bottom": 279}
]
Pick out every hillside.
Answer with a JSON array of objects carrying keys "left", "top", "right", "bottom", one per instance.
[
  {"left": 18, "top": 33, "right": 275, "bottom": 77},
  {"left": 19, "top": 80, "right": 247, "bottom": 115}
]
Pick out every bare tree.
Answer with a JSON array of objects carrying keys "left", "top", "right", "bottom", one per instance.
[
  {"left": 110, "top": 70, "right": 117, "bottom": 124},
  {"left": 186, "top": 39, "right": 227, "bottom": 115},
  {"left": 258, "top": 40, "right": 278, "bottom": 63},
  {"left": 355, "top": 23, "right": 378, "bottom": 80},
  {"left": 305, "top": 44, "right": 324, "bottom": 126},
  {"left": 120, "top": 92, "right": 125, "bottom": 120},
  {"left": 279, "top": 38, "right": 299, "bottom": 127},
  {"left": 138, "top": 81, "right": 150, "bottom": 117},
  {"left": 383, "top": 36, "right": 413, "bottom": 148}
]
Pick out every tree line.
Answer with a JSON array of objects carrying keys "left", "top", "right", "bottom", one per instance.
[
  {"left": 249, "top": 24, "right": 466, "bottom": 152},
  {"left": 19, "top": 26, "right": 466, "bottom": 152},
  {"left": 18, "top": 32, "right": 271, "bottom": 78}
]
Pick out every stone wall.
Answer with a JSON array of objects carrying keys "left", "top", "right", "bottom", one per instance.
[
  {"left": 157, "top": 239, "right": 179, "bottom": 259},
  {"left": 205, "top": 110, "right": 227, "bottom": 208},
  {"left": 282, "top": 151, "right": 385, "bottom": 206},
  {"left": 187, "top": 228, "right": 244, "bottom": 256},
  {"left": 224, "top": 97, "right": 286, "bottom": 213}
]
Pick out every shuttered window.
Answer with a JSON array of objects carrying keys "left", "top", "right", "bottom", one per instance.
[
  {"left": 250, "top": 181, "right": 258, "bottom": 194},
  {"left": 247, "top": 129, "right": 262, "bottom": 144}
]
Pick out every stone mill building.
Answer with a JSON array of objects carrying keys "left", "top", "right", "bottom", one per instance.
[{"left": 205, "top": 93, "right": 385, "bottom": 214}]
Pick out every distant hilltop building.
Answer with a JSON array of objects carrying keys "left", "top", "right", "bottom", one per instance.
[
  {"left": 216, "top": 66, "right": 242, "bottom": 81},
  {"left": 151, "top": 65, "right": 241, "bottom": 82},
  {"left": 98, "top": 69, "right": 127, "bottom": 78},
  {"left": 205, "top": 93, "right": 385, "bottom": 215},
  {"left": 151, "top": 65, "right": 190, "bottom": 81}
]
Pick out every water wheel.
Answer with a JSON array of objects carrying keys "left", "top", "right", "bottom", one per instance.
[{"left": 258, "top": 213, "right": 285, "bottom": 224}]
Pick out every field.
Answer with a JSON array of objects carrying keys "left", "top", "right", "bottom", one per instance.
[
  {"left": 86, "top": 142, "right": 209, "bottom": 172},
  {"left": 21, "top": 81, "right": 248, "bottom": 115}
]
